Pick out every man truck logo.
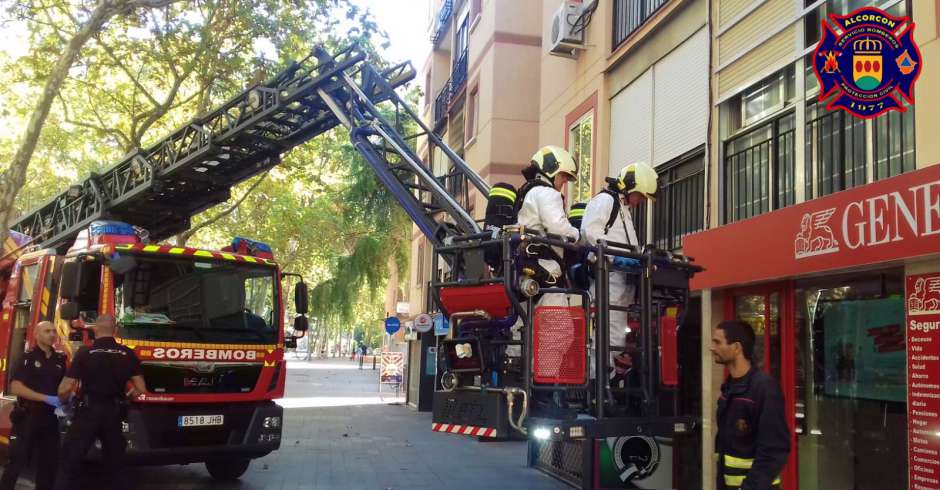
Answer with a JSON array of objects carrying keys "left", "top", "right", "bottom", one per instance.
[
  {"left": 795, "top": 208, "right": 840, "bottom": 258},
  {"left": 909, "top": 275, "right": 940, "bottom": 315},
  {"left": 813, "top": 7, "right": 921, "bottom": 119},
  {"left": 150, "top": 347, "right": 259, "bottom": 361}
]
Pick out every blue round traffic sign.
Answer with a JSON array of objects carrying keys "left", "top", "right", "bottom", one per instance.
[{"left": 385, "top": 316, "right": 401, "bottom": 335}]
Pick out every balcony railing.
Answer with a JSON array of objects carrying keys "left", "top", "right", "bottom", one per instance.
[
  {"left": 433, "top": 78, "right": 451, "bottom": 127},
  {"left": 451, "top": 49, "right": 468, "bottom": 96},
  {"left": 613, "top": 0, "right": 670, "bottom": 50},
  {"left": 430, "top": 0, "right": 454, "bottom": 44}
]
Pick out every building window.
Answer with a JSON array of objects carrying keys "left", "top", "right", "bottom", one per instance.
[
  {"left": 742, "top": 71, "right": 787, "bottom": 126},
  {"left": 470, "top": 0, "right": 482, "bottom": 25},
  {"left": 613, "top": 0, "right": 670, "bottom": 50},
  {"left": 724, "top": 112, "right": 796, "bottom": 223},
  {"left": 722, "top": 66, "right": 797, "bottom": 223},
  {"left": 416, "top": 242, "right": 425, "bottom": 287},
  {"left": 465, "top": 83, "right": 479, "bottom": 142},
  {"left": 652, "top": 152, "right": 705, "bottom": 250},
  {"left": 567, "top": 113, "right": 594, "bottom": 204},
  {"left": 872, "top": 101, "right": 916, "bottom": 180},
  {"left": 424, "top": 70, "right": 432, "bottom": 108},
  {"left": 805, "top": 100, "right": 867, "bottom": 198}
]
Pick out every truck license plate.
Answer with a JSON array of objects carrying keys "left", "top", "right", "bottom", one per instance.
[{"left": 178, "top": 415, "right": 224, "bottom": 427}]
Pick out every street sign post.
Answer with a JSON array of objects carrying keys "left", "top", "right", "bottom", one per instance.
[
  {"left": 414, "top": 313, "right": 433, "bottom": 333},
  {"left": 384, "top": 316, "right": 401, "bottom": 335}
]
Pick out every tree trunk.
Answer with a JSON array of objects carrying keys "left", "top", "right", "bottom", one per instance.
[{"left": 0, "top": 0, "right": 181, "bottom": 245}]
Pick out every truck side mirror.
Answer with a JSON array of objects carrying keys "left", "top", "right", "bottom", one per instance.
[
  {"left": 59, "top": 301, "right": 79, "bottom": 320},
  {"left": 109, "top": 254, "right": 137, "bottom": 275},
  {"left": 60, "top": 261, "right": 82, "bottom": 300},
  {"left": 294, "top": 282, "right": 308, "bottom": 315},
  {"left": 293, "top": 315, "right": 309, "bottom": 333}
]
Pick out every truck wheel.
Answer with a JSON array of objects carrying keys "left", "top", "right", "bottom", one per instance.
[{"left": 205, "top": 458, "right": 251, "bottom": 480}]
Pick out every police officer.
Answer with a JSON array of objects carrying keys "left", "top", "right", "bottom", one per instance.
[
  {"left": 711, "top": 320, "right": 790, "bottom": 489},
  {"left": 55, "top": 313, "right": 145, "bottom": 490},
  {"left": 0, "top": 321, "right": 66, "bottom": 490}
]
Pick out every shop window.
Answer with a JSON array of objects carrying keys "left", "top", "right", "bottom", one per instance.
[
  {"left": 567, "top": 113, "right": 594, "bottom": 204},
  {"left": 794, "top": 271, "right": 907, "bottom": 490},
  {"left": 723, "top": 112, "right": 796, "bottom": 223},
  {"left": 652, "top": 151, "right": 705, "bottom": 250}
]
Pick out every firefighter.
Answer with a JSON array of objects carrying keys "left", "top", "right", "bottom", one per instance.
[
  {"left": 55, "top": 313, "right": 146, "bottom": 490},
  {"left": 516, "top": 144, "right": 581, "bottom": 282},
  {"left": 711, "top": 320, "right": 790, "bottom": 490},
  {"left": 0, "top": 321, "right": 66, "bottom": 490},
  {"left": 580, "top": 161, "right": 658, "bottom": 366},
  {"left": 516, "top": 146, "right": 580, "bottom": 416}
]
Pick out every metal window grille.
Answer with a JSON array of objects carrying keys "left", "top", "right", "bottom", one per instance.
[
  {"left": 652, "top": 154, "right": 705, "bottom": 250},
  {"left": 873, "top": 100, "right": 916, "bottom": 181},
  {"left": 613, "top": 0, "right": 670, "bottom": 50},
  {"left": 805, "top": 101, "right": 866, "bottom": 198},
  {"left": 723, "top": 112, "right": 796, "bottom": 223}
]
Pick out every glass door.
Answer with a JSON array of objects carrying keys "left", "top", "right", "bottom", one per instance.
[
  {"left": 726, "top": 283, "right": 798, "bottom": 490},
  {"left": 793, "top": 271, "right": 907, "bottom": 490}
]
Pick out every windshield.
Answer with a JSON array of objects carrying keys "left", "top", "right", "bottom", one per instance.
[{"left": 114, "top": 255, "right": 278, "bottom": 345}]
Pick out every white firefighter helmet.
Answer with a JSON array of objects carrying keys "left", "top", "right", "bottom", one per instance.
[
  {"left": 530, "top": 145, "right": 578, "bottom": 181},
  {"left": 616, "top": 162, "right": 658, "bottom": 201}
]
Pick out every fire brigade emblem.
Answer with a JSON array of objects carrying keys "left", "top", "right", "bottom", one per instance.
[
  {"left": 735, "top": 418, "right": 750, "bottom": 435},
  {"left": 812, "top": 7, "right": 922, "bottom": 119}
]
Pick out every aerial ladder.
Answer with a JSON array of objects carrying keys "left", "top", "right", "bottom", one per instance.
[{"left": 6, "top": 44, "right": 701, "bottom": 488}]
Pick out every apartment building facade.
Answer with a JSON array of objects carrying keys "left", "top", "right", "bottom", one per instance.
[{"left": 403, "top": 0, "right": 544, "bottom": 408}]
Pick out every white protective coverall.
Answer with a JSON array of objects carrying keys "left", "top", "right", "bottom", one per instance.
[
  {"left": 580, "top": 191, "right": 639, "bottom": 364},
  {"left": 516, "top": 183, "right": 580, "bottom": 376}
]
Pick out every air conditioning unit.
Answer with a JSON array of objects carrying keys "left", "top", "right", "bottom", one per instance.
[{"left": 549, "top": 0, "right": 586, "bottom": 58}]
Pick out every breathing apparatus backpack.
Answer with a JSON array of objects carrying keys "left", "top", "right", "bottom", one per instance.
[{"left": 482, "top": 179, "right": 554, "bottom": 272}]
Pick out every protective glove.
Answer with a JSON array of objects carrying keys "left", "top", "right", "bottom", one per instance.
[
  {"left": 43, "top": 395, "right": 63, "bottom": 409},
  {"left": 612, "top": 256, "right": 641, "bottom": 269}
]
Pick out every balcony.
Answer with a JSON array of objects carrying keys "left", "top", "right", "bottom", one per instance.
[
  {"left": 450, "top": 49, "right": 468, "bottom": 96},
  {"left": 612, "top": 0, "right": 670, "bottom": 50},
  {"left": 430, "top": 0, "right": 454, "bottom": 45},
  {"left": 433, "top": 78, "right": 451, "bottom": 127}
]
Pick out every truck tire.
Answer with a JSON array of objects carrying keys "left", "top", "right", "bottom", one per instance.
[{"left": 205, "top": 458, "right": 251, "bottom": 480}]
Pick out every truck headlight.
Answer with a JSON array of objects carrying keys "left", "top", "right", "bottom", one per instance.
[{"left": 263, "top": 416, "right": 281, "bottom": 429}]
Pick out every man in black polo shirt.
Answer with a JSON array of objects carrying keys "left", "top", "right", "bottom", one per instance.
[
  {"left": 55, "top": 313, "right": 146, "bottom": 490},
  {"left": 0, "top": 321, "right": 65, "bottom": 490}
]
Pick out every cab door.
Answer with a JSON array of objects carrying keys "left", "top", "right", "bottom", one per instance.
[{"left": 0, "top": 255, "right": 59, "bottom": 442}]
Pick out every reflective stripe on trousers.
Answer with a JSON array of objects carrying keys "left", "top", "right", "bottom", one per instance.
[{"left": 721, "top": 454, "right": 781, "bottom": 487}]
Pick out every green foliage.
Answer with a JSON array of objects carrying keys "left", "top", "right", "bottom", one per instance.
[{"left": 2, "top": 0, "right": 413, "bottom": 344}]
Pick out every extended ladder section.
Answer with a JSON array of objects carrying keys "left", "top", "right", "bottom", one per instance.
[{"left": 13, "top": 44, "right": 488, "bottom": 251}]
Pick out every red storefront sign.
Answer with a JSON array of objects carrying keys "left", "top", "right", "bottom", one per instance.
[
  {"left": 685, "top": 163, "right": 940, "bottom": 290},
  {"left": 907, "top": 272, "right": 940, "bottom": 490}
]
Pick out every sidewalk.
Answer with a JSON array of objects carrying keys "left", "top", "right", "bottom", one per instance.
[{"left": 128, "top": 357, "right": 567, "bottom": 490}]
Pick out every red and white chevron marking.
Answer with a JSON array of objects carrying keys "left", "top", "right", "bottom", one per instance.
[{"left": 431, "top": 423, "right": 497, "bottom": 438}]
